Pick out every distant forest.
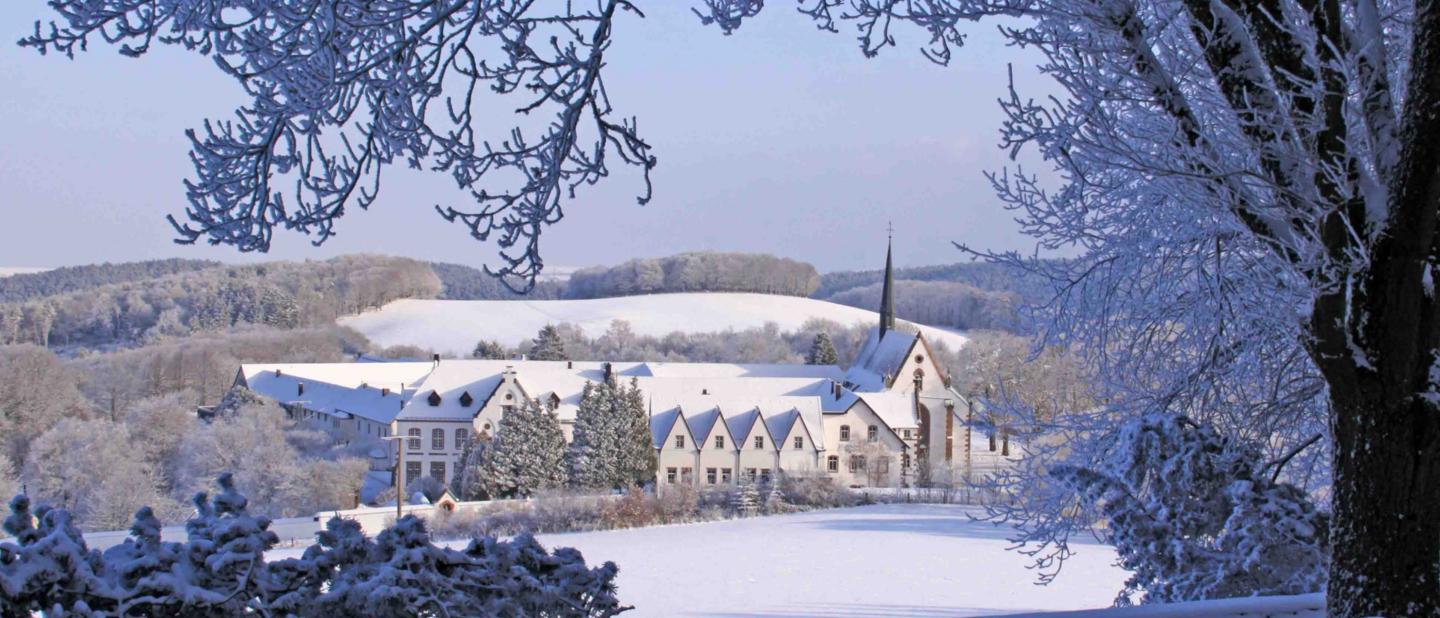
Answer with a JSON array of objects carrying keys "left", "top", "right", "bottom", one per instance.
[
  {"left": 814, "top": 261, "right": 1053, "bottom": 333},
  {"left": 0, "top": 258, "right": 220, "bottom": 303},
  {"left": 0, "top": 255, "right": 440, "bottom": 351}
]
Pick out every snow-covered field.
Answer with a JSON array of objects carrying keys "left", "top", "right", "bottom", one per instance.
[
  {"left": 339, "top": 293, "right": 969, "bottom": 357},
  {"left": 285, "top": 504, "right": 1126, "bottom": 617},
  {"left": 0, "top": 266, "right": 49, "bottom": 278},
  {"left": 526, "top": 504, "right": 1124, "bottom": 617}
]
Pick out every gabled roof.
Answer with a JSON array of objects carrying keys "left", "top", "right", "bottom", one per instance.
[
  {"left": 648, "top": 408, "right": 692, "bottom": 449},
  {"left": 844, "top": 327, "right": 920, "bottom": 392},
  {"left": 725, "top": 408, "right": 764, "bottom": 444},
  {"left": 685, "top": 406, "right": 729, "bottom": 446},
  {"left": 397, "top": 364, "right": 504, "bottom": 422},
  {"left": 857, "top": 392, "right": 919, "bottom": 430}
]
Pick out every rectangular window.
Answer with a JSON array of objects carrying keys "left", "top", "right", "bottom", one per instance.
[
  {"left": 429, "top": 461, "right": 446, "bottom": 484},
  {"left": 405, "top": 461, "right": 421, "bottom": 488},
  {"left": 827, "top": 456, "right": 839, "bottom": 473},
  {"left": 760, "top": 468, "right": 772, "bottom": 484},
  {"left": 747, "top": 468, "right": 757, "bottom": 482},
  {"left": 407, "top": 428, "right": 421, "bottom": 450},
  {"left": 681, "top": 467, "right": 693, "bottom": 484},
  {"left": 666, "top": 467, "right": 677, "bottom": 484},
  {"left": 839, "top": 426, "right": 850, "bottom": 442},
  {"left": 431, "top": 428, "right": 445, "bottom": 450},
  {"left": 706, "top": 468, "right": 717, "bottom": 484},
  {"left": 455, "top": 428, "right": 470, "bottom": 451},
  {"left": 753, "top": 436, "right": 764, "bottom": 449},
  {"left": 675, "top": 434, "right": 686, "bottom": 449},
  {"left": 903, "top": 429, "right": 913, "bottom": 440},
  {"left": 714, "top": 435, "right": 725, "bottom": 449},
  {"left": 793, "top": 436, "right": 804, "bottom": 449},
  {"left": 721, "top": 468, "right": 732, "bottom": 484},
  {"left": 849, "top": 455, "right": 867, "bottom": 473},
  {"left": 877, "top": 457, "right": 890, "bottom": 474}
]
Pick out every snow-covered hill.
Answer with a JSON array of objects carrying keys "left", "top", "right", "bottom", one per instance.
[
  {"left": 339, "top": 293, "right": 968, "bottom": 357},
  {"left": 0, "top": 266, "right": 50, "bottom": 278}
]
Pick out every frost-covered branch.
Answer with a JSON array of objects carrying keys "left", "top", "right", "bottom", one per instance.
[{"left": 21, "top": 0, "right": 656, "bottom": 292}]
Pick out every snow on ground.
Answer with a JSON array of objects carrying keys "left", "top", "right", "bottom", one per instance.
[
  {"left": 340, "top": 294, "right": 969, "bottom": 357},
  {"left": 527, "top": 504, "right": 1124, "bottom": 617},
  {"left": 0, "top": 266, "right": 50, "bottom": 278},
  {"left": 269, "top": 504, "right": 1123, "bottom": 617}
]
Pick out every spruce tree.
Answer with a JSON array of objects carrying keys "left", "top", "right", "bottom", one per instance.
[
  {"left": 567, "top": 380, "right": 615, "bottom": 489},
  {"left": 528, "top": 324, "right": 568, "bottom": 361},
  {"left": 617, "top": 377, "right": 658, "bottom": 488},
  {"left": 806, "top": 332, "right": 839, "bottom": 365},
  {"left": 474, "top": 398, "right": 567, "bottom": 498}
]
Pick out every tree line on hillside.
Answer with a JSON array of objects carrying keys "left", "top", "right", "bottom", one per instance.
[
  {"left": 0, "top": 255, "right": 440, "bottom": 351},
  {"left": 826, "top": 279, "right": 1022, "bottom": 332},
  {"left": 0, "top": 258, "right": 220, "bottom": 303},
  {"left": 565, "top": 252, "right": 821, "bottom": 299}
]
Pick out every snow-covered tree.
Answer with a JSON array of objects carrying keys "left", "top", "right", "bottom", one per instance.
[
  {"left": 0, "top": 475, "right": 629, "bottom": 616},
  {"left": 1053, "top": 412, "right": 1328, "bottom": 605},
  {"left": 472, "top": 399, "right": 568, "bottom": 498},
  {"left": 528, "top": 325, "right": 570, "bottom": 361},
  {"left": 805, "top": 332, "right": 839, "bottom": 366},
  {"left": 763, "top": 484, "right": 791, "bottom": 515},
  {"left": 22, "top": 0, "right": 655, "bottom": 291},
  {"left": 21, "top": 418, "right": 177, "bottom": 532},
  {"left": 696, "top": 0, "right": 1440, "bottom": 613},
  {"left": 569, "top": 377, "right": 657, "bottom": 490},
  {"left": 0, "top": 455, "right": 16, "bottom": 505},
  {"left": 0, "top": 344, "right": 92, "bottom": 466},
  {"left": 731, "top": 481, "right": 761, "bottom": 517}
]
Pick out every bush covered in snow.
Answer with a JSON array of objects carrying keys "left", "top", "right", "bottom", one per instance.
[
  {"left": 1052, "top": 413, "right": 1328, "bottom": 605},
  {"left": 0, "top": 475, "right": 628, "bottom": 617}
]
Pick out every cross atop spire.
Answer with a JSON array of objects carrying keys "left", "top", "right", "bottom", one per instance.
[
  {"left": 886, "top": 221, "right": 894, "bottom": 241},
  {"left": 879, "top": 231, "right": 896, "bottom": 339}
]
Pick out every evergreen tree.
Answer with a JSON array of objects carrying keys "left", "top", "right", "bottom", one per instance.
[
  {"left": 568, "top": 377, "right": 657, "bottom": 490},
  {"left": 567, "top": 380, "right": 615, "bottom": 489},
  {"left": 731, "top": 481, "right": 761, "bottom": 517},
  {"left": 473, "top": 398, "right": 567, "bottom": 498},
  {"left": 617, "top": 377, "right": 658, "bottom": 488},
  {"left": 528, "top": 325, "right": 568, "bottom": 361},
  {"left": 764, "top": 484, "right": 790, "bottom": 514},
  {"left": 471, "top": 339, "right": 509, "bottom": 360},
  {"left": 806, "top": 332, "right": 839, "bottom": 366}
]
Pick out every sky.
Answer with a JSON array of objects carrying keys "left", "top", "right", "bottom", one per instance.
[{"left": 0, "top": 3, "right": 1056, "bottom": 274}]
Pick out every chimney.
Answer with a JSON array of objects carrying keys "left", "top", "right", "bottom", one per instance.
[
  {"left": 382, "top": 387, "right": 391, "bottom": 397},
  {"left": 297, "top": 383, "right": 305, "bottom": 396},
  {"left": 832, "top": 381, "right": 842, "bottom": 400},
  {"left": 602, "top": 362, "right": 614, "bottom": 382},
  {"left": 274, "top": 369, "right": 282, "bottom": 377},
  {"left": 567, "top": 360, "right": 573, "bottom": 369}
]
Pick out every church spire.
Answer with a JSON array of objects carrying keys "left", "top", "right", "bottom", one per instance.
[{"left": 880, "top": 224, "right": 896, "bottom": 339}]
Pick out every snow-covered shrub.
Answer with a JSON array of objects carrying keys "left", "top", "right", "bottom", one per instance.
[
  {"left": 730, "top": 482, "right": 761, "bottom": 517},
  {"left": 0, "top": 475, "right": 629, "bottom": 617},
  {"left": 653, "top": 485, "right": 700, "bottom": 523},
  {"left": 1052, "top": 413, "right": 1328, "bottom": 605},
  {"left": 780, "top": 473, "right": 859, "bottom": 509}
]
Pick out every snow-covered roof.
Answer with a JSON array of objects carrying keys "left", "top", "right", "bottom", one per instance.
[
  {"left": 725, "top": 408, "right": 763, "bottom": 444},
  {"left": 844, "top": 328, "right": 919, "bottom": 392},
  {"left": 649, "top": 408, "right": 685, "bottom": 449},
  {"left": 685, "top": 407, "right": 727, "bottom": 446},
  {"left": 857, "top": 392, "right": 918, "bottom": 430},
  {"left": 637, "top": 362, "right": 843, "bottom": 380},
  {"left": 242, "top": 365, "right": 408, "bottom": 425},
  {"left": 398, "top": 363, "right": 505, "bottom": 422}
]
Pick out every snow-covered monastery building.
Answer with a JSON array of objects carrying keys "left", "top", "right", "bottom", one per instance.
[{"left": 237, "top": 241, "right": 973, "bottom": 489}]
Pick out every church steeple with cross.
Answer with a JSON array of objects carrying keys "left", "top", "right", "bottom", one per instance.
[{"left": 879, "top": 223, "right": 896, "bottom": 339}]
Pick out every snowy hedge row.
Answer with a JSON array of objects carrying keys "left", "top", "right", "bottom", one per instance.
[{"left": 0, "top": 474, "right": 628, "bottom": 617}]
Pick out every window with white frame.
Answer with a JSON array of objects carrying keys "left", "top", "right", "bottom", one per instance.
[
  {"left": 455, "top": 428, "right": 469, "bottom": 450},
  {"left": 753, "top": 436, "right": 764, "bottom": 449},
  {"left": 721, "top": 468, "right": 732, "bottom": 484},
  {"left": 793, "top": 436, "right": 804, "bottom": 449},
  {"left": 706, "top": 468, "right": 717, "bottom": 484},
  {"left": 407, "top": 428, "right": 421, "bottom": 450},
  {"left": 432, "top": 428, "right": 445, "bottom": 450},
  {"left": 666, "top": 467, "right": 677, "bottom": 483},
  {"left": 839, "top": 425, "right": 851, "bottom": 441},
  {"left": 714, "top": 435, "right": 725, "bottom": 449},
  {"left": 674, "top": 434, "right": 686, "bottom": 449},
  {"left": 868, "top": 425, "right": 879, "bottom": 442},
  {"left": 849, "top": 455, "right": 867, "bottom": 472},
  {"left": 827, "top": 456, "right": 839, "bottom": 473}
]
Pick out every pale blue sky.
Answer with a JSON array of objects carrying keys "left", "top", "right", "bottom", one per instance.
[{"left": 0, "top": 3, "right": 1054, "bottom": 273}]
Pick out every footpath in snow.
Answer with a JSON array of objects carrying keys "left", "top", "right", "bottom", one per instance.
[{"left": 530, "top": 503, "right": 1125, "bottom": 617}]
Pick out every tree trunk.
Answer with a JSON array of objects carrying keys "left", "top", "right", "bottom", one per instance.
[{"left": 1328, "top": 393, "right": 1440, "bottom": 616}]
